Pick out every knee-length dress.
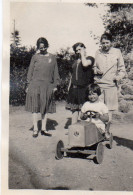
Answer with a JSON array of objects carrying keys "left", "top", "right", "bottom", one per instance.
[
  {"left": 25, "top": 53, "right": 59, "bottom": 114},
  {"left": 66, "top": 56, "right": 94, "bottom": 111}
]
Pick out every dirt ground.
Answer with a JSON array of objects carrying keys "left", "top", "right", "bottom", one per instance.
[{"left": 9, "top": 101, "right": 133, "bottom": 191}]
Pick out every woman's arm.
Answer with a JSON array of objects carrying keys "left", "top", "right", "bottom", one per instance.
[
  {"left": 80, "top": 48, "right": 94, "bottom": 67},
  {"left": 114, "top": 49, "right": 126, "bottom": 81},
  {"left": 67, "top": 73, "right": 72, "bottom": 91},
  {"left": 27, "top": 55, "right": 35, "bottom": 83},
  {"left": 93, "top": 51, "right": 103, "bottom": 75},
  {"left": 81, "top": 55, "right": 93, "bottom": 67},
  {"left": 25, "top": 55, "right": 35, "bottom": 92}
]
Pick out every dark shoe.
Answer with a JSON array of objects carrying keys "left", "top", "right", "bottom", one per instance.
[
  {"left": 41, "top": 130, "right": 52, "bottom": 137},
  {"left": 33, "top": 131, "right": 38, "bottom": 138}
]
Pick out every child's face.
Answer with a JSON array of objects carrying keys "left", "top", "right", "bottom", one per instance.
[{"left": 88, "top": 92, "right": 99, "bottom": 103}]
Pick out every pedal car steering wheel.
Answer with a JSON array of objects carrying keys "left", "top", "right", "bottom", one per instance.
[{"left": 85, "top": 110, "right": 99, "bottom": 118}]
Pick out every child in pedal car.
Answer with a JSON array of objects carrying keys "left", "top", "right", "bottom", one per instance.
[{"left": 80, "top": 83, "right": 110, "bottom": 139}]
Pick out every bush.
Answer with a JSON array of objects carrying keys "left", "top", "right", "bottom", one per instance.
[
  {"left": 55, "top": 76, "right": 70, "bottom": 101},
  {"left": 10, "top": 66, "right": 28, "bottom": 105},
  {"left": 10, "top": 45, "right": 36, "bottom": 105},
  {"left": 55, "top": 48, "right": 75, "bottom": 100}
]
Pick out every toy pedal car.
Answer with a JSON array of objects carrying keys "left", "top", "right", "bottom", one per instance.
[{"left": 55, "top": 111, "right": 113, "bottom": 164}]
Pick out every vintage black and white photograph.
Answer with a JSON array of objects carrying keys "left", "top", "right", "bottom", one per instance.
[{"left": 3, "top": 0, "right": 133, "bottom": 193}]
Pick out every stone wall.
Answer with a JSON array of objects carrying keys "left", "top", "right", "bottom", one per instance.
[{"left": 113, "top": 67, "right": 133, "bottom": 121}]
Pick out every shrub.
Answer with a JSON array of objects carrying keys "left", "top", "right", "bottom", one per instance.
[{"left": 10, "top": 46, "right": 36, "bottom": 105}]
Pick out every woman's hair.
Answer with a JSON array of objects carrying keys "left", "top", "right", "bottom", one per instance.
[
  {"left": 36, "top": 37, "right": 49, "bottom": 49},
  {"left": 72, "top": 42, "right": 86, "bottom": 53},
  {"left": 100, "top": 33, "right": 113, "bottom": 42},
  {"left": 86, "top": 83, "right": 101, "bottom": 98}
]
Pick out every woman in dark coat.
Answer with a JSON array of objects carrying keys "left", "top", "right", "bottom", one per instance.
[
  {"left": 25, "top": 37, "right": 59, "bottom": 137},
  {"left": 66, "top": 42, "right": 94, "bottom": 124}
]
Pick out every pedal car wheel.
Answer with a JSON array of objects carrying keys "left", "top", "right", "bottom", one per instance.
[
  {"left": 55, "top": 140, "right": 64, "bottom": 160},
  {"left": 109, "top": 133, "right": 113, "bottom": 149},
  {"left": 95, "top": 142, "right": 104, "bottom": 164}
]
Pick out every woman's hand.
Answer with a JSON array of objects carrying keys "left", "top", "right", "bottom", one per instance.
[
  {"left": 25, "top": 82, "right": 29, "bottom": 93},
  {"left": 67, "top": 74, "right": 72, "bottom": 92},
  {"left": 25, "top": 87, "right": 28, "bottom": 93},
  {"left": 53, "top": 88, "right": 57, "bottom": 93},
  {"left": 80, "top": 47, "right": 85, "bottom": 57},
  {"left": 80, "top": 48, "right": 92, "bottom": 67},
  {"left": 94, "top": 67, "right": 103, "bottom": 75},
  {"left": 67, "top": 85, "right": 70, "bottom": 92}
]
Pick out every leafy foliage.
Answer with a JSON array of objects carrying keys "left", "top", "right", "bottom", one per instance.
[
  {"left": 53, "top": 48, "right": 75, "bottom": 101},
  {"left": 105, "top": 4, "right": 133, "bottom": 55},
  {"left": 10, "top": 46, "right": 36, "bottom": 105},
  {"left": 85, "top": 3, "right": 98, "bottom": 8},
  {"left": 109, "top": 4, "right": 133, "bottom": 12},
  {"left": 56, "top": 47, "right": 74, "bottom": 79},
  {"left": 86, "top": 3, "right": 133, "bottom": 68},
  {"left": 11, "top": 30, "right": 21, "bottom": 47}
]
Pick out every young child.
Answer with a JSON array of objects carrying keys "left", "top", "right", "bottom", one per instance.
[{"left": 80, "top": 83, "right": 110, "bottom": 138}]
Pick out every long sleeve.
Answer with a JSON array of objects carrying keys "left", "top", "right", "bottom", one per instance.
[
  {"left": 53, "top": 58, "right": 60, "bottom": 87},
  {"left": 93, "top": 51, "right": 101, "bottom": 74},
  {"left": 27, "top": 55, "right": 35, "bottom": 83},
  {"left": 116, "top": 50, "right": 126, "bottom": 80}
]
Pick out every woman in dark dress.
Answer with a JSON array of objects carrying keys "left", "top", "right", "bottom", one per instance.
[
  {"left": 66, "top": 42, "right": 94, "bottom": 124},
  {"left": 25, "top": 37, "right": 59, "bottom": 137}
]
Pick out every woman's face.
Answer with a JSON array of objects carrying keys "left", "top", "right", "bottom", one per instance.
[
  {"left": 75, "top": 46, "right": 86, "bottom": 59},
  {"left": 101, "top": 38, "right": 112, "bottom": 52},
  {"left": 39, "top": 43, "right": 47, "bottom": 54}
]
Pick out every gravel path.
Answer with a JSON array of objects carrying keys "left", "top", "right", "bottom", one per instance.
[{"left": 9, "top": 102, "right": 133, "bottom": 191}]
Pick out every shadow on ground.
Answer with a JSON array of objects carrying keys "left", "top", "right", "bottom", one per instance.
[
  {"left": 46, "top": 118, "right": 58, "bottom": 130},
  {"left": 113, "top": 136, "right": 133, "bottom": 151},
  {"left": 29, "top": 118, "right": 58, "bottom": 131}
]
